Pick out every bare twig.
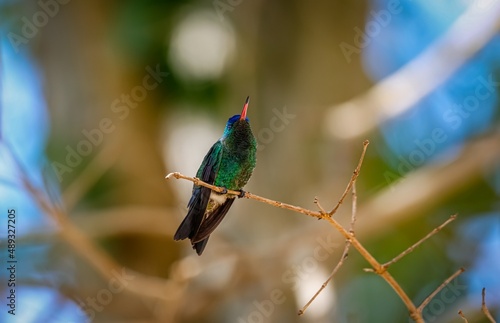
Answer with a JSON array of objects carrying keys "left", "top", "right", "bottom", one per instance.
[
  {"left": 329, "top": 140, "right": 369, "bottom": 216},
  {"left": 350, "top": 182, "right": 357, "bottom": 234},
  {"left": 298, "top": 244, "right": 349, "bottom": 316},
  {"left": 313, "top": 196, "right": 327, "bottom": 214},
  {"left": 170, "top": 170, "right": 471, "bottom": 322},
  {"left": 298, "top": 182, "right": 359, "bottom": 315},
  {"left": 167, "top": 139, "right": 369, "bottom": 211},
  {"left": 167, "top": 140, "right": 467, "bottom": 323},
  {"left": 381, "top": 214, "right": 457, "bottom": 269},
  {"left": 417, "top": 268, "right": 466, "bottom": 312},
  {"left": 167, "top": 141, "right": 427, "bottom": 323},
  {"left": 482, "top": 288, "right": 496, "bottom": 323},
  {"left": 169, "top": 174, "right": 424, "bottom": 320},
  {"left": 458, "top": 310, "right": 469, "bottom": 322},
  {"left": 166, "top": 172, "right": 240, "bottom": 195},
  {"left": 325, "top": 213, "right": 424, "bottom": 322},
  {"left": 167, "top": 171, "right": 322, "bottom": 219}
]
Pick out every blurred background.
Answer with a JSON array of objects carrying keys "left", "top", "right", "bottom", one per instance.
[{"left": 1, "top": 0, "right": 499, "bottom": 322}]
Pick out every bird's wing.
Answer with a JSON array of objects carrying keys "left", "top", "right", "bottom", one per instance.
[
  {"left": 174, "top": 141, "right": 223, "bottom": 241},
  {"left": 191, "top": 198, "right": 235, "bottom": 243}
]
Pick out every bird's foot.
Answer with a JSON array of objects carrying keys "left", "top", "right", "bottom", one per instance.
[
  {"left": 220, "top": 187, "right": 228, "bottom": 194},
  {"left": 237, "top": 190, "right": 246, "bottom": 198}
]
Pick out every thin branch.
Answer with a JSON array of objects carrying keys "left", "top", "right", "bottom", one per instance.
[
  {"left": 167, "top": 140, "right": 369, "bottom": 215},
  {"left": 482, "top": 288, "right": 496, "bottom": 323},
  {"left": 324, "top": 213, "right": 423, "bottom": 322},
  {"left": 298, "top": 182, "right": 358, "bottom": 315},
  {"left": 329, "top": 140, "right": 369, "bottom": 216},
  {"left": 298, "top": 243, "right": 349, "bottom": 316},
  {"left": 313, "top": 196, "right": 327, "bottom": 214},
  {"left": 458, "top": 310, "right": 469, "bottom": 323},
  {"left": 166, "top": 172, "right": 240, "bottom": 195},
  {"left": 167, "top": 141, "right": 370, "bottom": 220},
  {"left": 350, "top": 181, "right": 357, "bottom": 235},
  {"left": 381, "top": 214, "right": 457, "bottom": 269},
  {"left": 417, "top": 268, "right": 466, "bottom": 312},
  {"left": 167, "top": 171, "right": 322, "bottom": 219},
  {"left": 167, "top": 141, "right": 427, "bottom": 323}
]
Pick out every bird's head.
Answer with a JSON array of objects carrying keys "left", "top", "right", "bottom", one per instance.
[{"left": 222, "top": 96, "right": 251, "bottom": 138}]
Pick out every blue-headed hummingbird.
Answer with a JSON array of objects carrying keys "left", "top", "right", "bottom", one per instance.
[{"left": 174, "top": 97, "right": 257, "bottom": 255}]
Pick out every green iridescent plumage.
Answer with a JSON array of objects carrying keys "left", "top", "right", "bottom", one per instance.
[{"left": 174, "top": 97, "right": 257, "bottom": 255}]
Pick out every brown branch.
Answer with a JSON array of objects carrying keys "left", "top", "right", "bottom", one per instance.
[
  {"left": 167, "top": 141, "right": 467, "bottom": 323},
  {"left": 381, "top": 214, "right": 457, "bottom": 269},
  {"left": 166, "top": 171, "right": 322, "bottom": 219},
  {"left": 313, "top": 196, "right": 327, "bottom": 214},
  {"left": 298, "top": 244, "right": 349, "bottom": 316},
  {"left": 458, "top": 310, "right": 469, "bottom": 322},
  {"left": 166, "top": 172, "right": 242, "bottom": 196},
  {"left": 417, "top": 268, "right": 466, "bottom": 312},
  {"left": 350, "top": 181, "right": 358, "bottom": 234},
  {"left": 167, "top": 141, "right": 427, "bottom": 323},
  {"left": 325, "top": 214, "right": 425, "bottom": 322},
  {"left": 482, "top": 288, "right": 497, "bottom": 323},
  {"left": 329, "top": 140, "right": 369, "bottom": 216},
  {"left": 168, "top": 173, "right": 424, "bottom": 321},
  {"left": 298, "top": 182, "right": 358, "bottom": 315}
]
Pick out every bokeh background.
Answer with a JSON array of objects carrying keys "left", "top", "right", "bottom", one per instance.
[{"left": 1, "top": 0, "right": 500, "bottom": 322}]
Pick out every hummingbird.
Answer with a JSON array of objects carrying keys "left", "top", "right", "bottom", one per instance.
[{"left": 174, "top": 97, "right": 257, "bottom": 255}]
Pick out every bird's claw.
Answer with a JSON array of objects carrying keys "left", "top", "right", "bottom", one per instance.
[
  {"left": 237, "top": 190, "right": 246, "bottom": 198},
  {"left": 220, "top": 187, "right": 228, "bottom": 194}
]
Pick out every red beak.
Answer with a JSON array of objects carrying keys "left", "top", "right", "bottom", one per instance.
[{"left": 240, "top": 96, "right": 249, "bottom": 120}]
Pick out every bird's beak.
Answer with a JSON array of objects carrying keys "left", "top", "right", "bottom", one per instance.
[{"left": 240, "top": 96, "right": 249, "bottom": 120}]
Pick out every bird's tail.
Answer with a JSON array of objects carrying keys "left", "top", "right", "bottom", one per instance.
[
  {"left": 192, "top": 238, "right": 209, "bottom": 255},
  {"left": 191, "top": 198, "right": 235, "bottom": 243},
  {"left": 173, "top": 214, "right": 192, "bottom": 241},
  {"left": 174, "top": 187, "right": 210, "bottom": 241}
]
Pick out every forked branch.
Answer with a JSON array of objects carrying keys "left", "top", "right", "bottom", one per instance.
[
  {"left": 167, "top": 140, "right": 464, "bottom": 323},
  {"left": 329, "top": 140, "right": 368, "bottom": 216},
  {"left": 298, "top": 181, "right": 359, "bottom": 316}
]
